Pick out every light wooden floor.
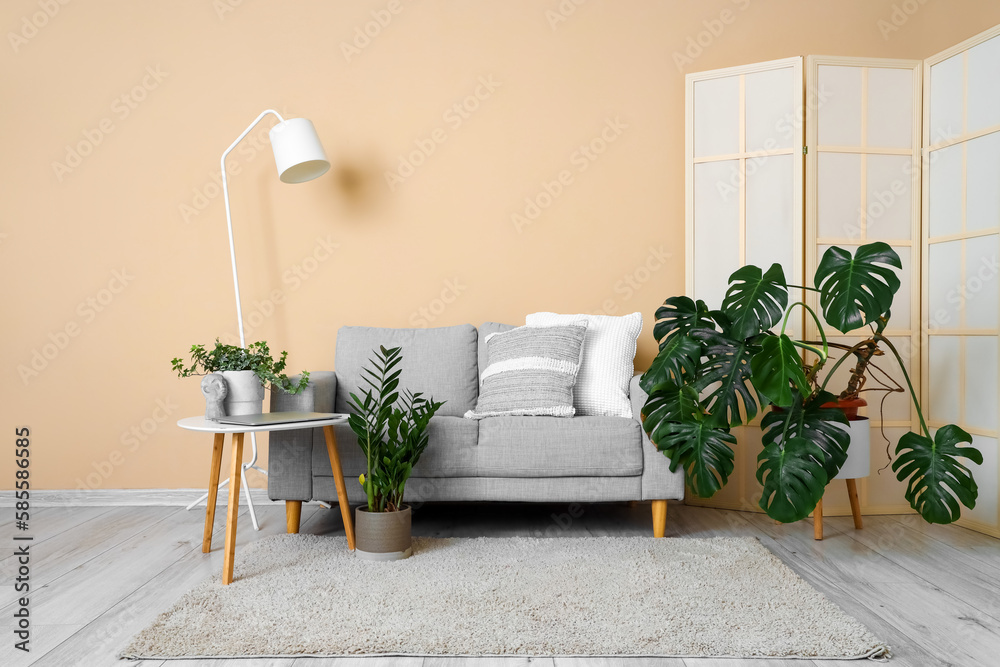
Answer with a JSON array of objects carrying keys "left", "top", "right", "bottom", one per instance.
[{"left": 3, "top": 500, "right": 1000, "bottom": 667}]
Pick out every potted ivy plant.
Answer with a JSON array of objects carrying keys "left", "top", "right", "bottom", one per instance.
[
  {"left": 347, "top": 345, "right": 444, "bottom": 560},
  {"left": 171, "top": 339, "right": 310, "bottom": 415},
  {"left": 640, "top": 242, "right": 982, "bottom": 526}
]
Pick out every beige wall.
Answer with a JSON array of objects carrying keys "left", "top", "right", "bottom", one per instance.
[{"left": 3, "top": 0, "right": 1000, "bottom": 491}]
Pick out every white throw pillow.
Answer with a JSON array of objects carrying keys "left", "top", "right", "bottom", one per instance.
[{"left": 525, "top": 311, "right": 642, "bottom": 418}]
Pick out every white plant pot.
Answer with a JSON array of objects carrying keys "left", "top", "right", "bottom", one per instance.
[
  {"left": 835, "top": 416, "right": 871, "bottom": 480},
  {"left": 220, "top": 370, "right": 265, "bottom": 416}
]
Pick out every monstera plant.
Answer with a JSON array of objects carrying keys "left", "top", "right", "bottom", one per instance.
[{"left": 640, "top": 242, "right": 982, "bottom": 525}]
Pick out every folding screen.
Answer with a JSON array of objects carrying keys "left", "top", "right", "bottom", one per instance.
[
  {"left": 683, "top": 27, "right": 1000, "bottom": 535},
  {"left": 805, "top": 56, "right": 922, "bottom": 516},
  {"left": 923, "top": 26, "right": 1000, "bottom": 536},
  {"left": 685, "top": 57, "right": 803, "bottom": 509}
]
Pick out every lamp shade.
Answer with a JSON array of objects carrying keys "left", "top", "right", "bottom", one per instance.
[{"left": 268, "top": 118, "right": 330, "bottom": 184}]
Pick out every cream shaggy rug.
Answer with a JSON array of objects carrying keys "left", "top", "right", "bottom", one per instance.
[{"left": 121, "top": 535, "right": 889, "bottom": 660}]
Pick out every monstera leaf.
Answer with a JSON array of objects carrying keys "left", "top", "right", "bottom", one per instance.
[
  {"left": 640, "top": 334, "right": 702, "bottom": 393},
  {"left": 652, "top": 296, "right": 715, "bottom": 345},
  {"left": 690, "top": 328, "right": 761, "bottom": 427},
  {"left": 757, "top": 436, "right": 829, "bottom": 523},
  {"left": 649, "top": 417, "right": 737, "bottom": 498},
  {"left": 892, "top": 425, "right": 983, "bottom": 524},
  {"left": 760, "top": 390, "right": 850, "bottom": 480},
  {"left": 721, "top": 263, "right": 788, "bottom": 339},
  {"left": 815, "top": 242, "right": 901, "bottom": 334},
  {"left": 750, "top": 334, "right": 810, "bottom": 408},
  {"left": 641, "top": 382, "right": 701, "bottom": 429}
]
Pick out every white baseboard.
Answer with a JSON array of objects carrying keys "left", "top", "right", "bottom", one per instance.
[{"left": 0, "top": 488, "right": 281, "bottom": 507}]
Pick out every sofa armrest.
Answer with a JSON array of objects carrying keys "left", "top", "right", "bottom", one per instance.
[
  {"left": 267, "top": 371, "right": 337, "bottom": 502},
  {"left": 630, "top": 373, "right": 685, "bottom": 501}
]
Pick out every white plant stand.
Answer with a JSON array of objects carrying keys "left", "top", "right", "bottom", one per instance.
[{"left": 814, "top": 417, "right": 870, "bottom": 541}]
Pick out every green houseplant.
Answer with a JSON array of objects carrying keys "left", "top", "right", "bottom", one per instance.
[
  {"left": 172, "top": 339, "right": 310, "bottom": 416},
  {"left": 639, "top": 242, "right": 982, "bottom": 525},
  {"left": 347, "top": 345, "right": 444, "bottom": 559},
  {"left": 171, "top": 339, "right": 310, "bottom": 393}
]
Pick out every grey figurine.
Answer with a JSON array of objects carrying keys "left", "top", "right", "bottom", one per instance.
[{"left": 201, "top": 373, "right": 228, "bottom": 420}]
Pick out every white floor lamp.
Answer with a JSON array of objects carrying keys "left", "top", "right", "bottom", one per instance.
[{"left": 186, "top": 110, "right": 331, "bottom": 530}]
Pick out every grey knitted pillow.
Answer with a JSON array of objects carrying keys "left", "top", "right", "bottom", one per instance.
[{"left": 464, "top": 323, "right": 587, "bottom": 419}]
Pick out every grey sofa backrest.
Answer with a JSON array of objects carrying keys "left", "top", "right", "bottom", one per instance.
[{"left": 334, "top": 324, "right": 480, "bottom": 418}]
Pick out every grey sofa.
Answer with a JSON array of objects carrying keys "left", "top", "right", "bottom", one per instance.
[{"left": 268, "top": 323, "right": 685, "bottom": 536}]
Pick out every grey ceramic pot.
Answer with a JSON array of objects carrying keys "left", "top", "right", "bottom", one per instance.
[
  {"left": 220, "top": 370, "right": 265, "bottom": 416},
  {"left": 355, "top": 505, "right": 412, "bottom": 561}
]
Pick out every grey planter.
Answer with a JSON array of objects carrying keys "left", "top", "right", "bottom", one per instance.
[
  {"left": 220, "top": 370, "right": 265, "bottom": 416},
  {"left": 355, "top": 505, "right": 412, "bottom": 561}
]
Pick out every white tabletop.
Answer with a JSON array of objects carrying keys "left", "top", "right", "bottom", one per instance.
[{"left": 177, "top": 414, "right": 348, "bottom": 434}]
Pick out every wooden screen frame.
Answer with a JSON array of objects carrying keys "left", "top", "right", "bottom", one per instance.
[
  {"left": 922, "top": 24, "right": 1000, "bottom": 538},
  {"left": 805, "top": 55, "right": 923, "bottom": 517},
  {"left": 684, "top": 57, "right": 804, "bottom": 511}
]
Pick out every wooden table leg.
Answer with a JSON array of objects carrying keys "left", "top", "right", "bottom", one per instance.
[
  {"left": 846, "top": 478, "right": 864, "bottom": 529},
  {"left": 202, "top": 433, "right": 225, "bottom": 553},
  {"left": 222, "top": 433, "right": 244, "bottom": 585},
  {"left": 814, "top": 496, "right": 824, "bottom": 541},
  {"left": 286, "top": 500, "right": 302, "bottom": 534},
  {"left": 651, "top": 500, "right": 667, "bottom": 538},
  {"left": 323, "top": 425, "right": 356, "bottom": 551}
]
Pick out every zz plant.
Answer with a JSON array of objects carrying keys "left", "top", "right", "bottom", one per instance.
[
  {"left": 640, "top": 242, "right": 982, "bottom": 525},
  {"left": 348, "top": 346, "right": 445, "bottom": 513}
]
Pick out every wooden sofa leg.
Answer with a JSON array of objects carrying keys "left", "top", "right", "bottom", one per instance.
[
  {"left": 651, "top": 500, "right": 668, "bottom": 538},
  {"left": 286, "top": 500, "right": 302, "bottom": 534}
]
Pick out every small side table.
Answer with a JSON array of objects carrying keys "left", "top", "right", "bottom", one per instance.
[{"left": 178, "top": 415, "right": 355, "bottom": 585}]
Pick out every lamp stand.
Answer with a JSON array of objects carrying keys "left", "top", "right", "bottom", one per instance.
[{"left": 185, "top": 110, "right": 287, "bottom": 531}]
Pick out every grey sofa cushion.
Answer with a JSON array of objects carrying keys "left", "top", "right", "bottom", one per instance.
[
  {"left": 313, "top": 416, "right": 479, "bottom": 479},
  {"left": 478, "top": 322, "right": 515, "bottom": 381},
  {"left": 477, "top": 416, "right": 642, "bottom": 477},
  {"left": 334, "top": 324, "right": 479, "bottom": 418}
]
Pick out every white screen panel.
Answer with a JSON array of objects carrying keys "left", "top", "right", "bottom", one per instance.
[
  {"left": 745, "top": 67, "right": 795, "bottom": 151},
  {"left": 929, "top": 336, "right": 962, "bottom": 424},
  {"left": 746, "top": 154, "right": 794, "bottom": 277},
  {"left": 964, "top": 234, "right": 1000, "bottom": 329},
  {"left": 966, "top": 435, "right": 998, "bottom": 527},
  {"left": 924, "top": 30, "right": 1000, "bottom": 536},
  {"left": 928, "top": 241, "right": 962, "bottom": 328},
  {"left": 866, "top": 427, "right": 913, "bottom": 508},
  {"left": 891, "top": 246, "right": 913, "bottom": 327},
  {"left": 867, "top": 68, "right": 914, "bottom": 149},
  {"left": 929, "top": 54, "right": 964, "bottom": 142},
  {"left": 967, "top": 35, "right": 1000, "bottom": 133},
  {"left": 866, "top": 154, "right": 913, "bottom": 240},
  {"left": 966, "top": 132, "right": 1000, "bottom": 232},
  {"left": 817, "top": 66, "right": 862, "bottom": 146},
  {"left": 928, "top": 144, "right": 964, "bottom": 237},
  {"left": 875, "top": 336, "right": 915, "bottom": 422},
  {"left": 965, "top": 336, "right": 999, "bottom": 431},
  {"left": 693, "top": 77, "right": 739, "bottom": 158},
  {"left": 817, "top": 152, "right": 861, "bottom": 239},
  {"left": 694, "top": 160, "right": 741, "bottom": 306}
]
